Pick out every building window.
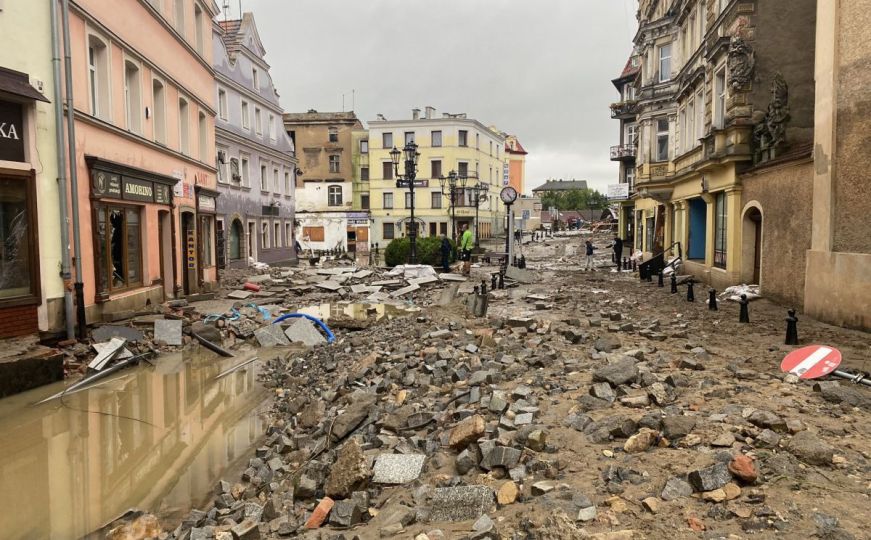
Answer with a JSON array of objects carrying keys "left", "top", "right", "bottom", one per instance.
[
  {"left": 361, "top": 193, "right": 370, "bottom": 210},
  {"left": 268, "top": 114, "right": 275, "bottom": 140},
  {"left": 431, "top": 130, "right": 442, "bottom": 147},
  {"left": 328, "top": 185, "right": 343, "bottom": 206},
  {"left": 96, "top": 205, "right": 142, "bottom": 293},
  {"left": 714, "top": 66, "right": 727, "bottom": 128},
  {"left": 124, "top": 61, "right": 142, "bottom": 133},
  {"left": 489, "top": 141, "right": 493, "bottom": 156},
  {"left": 273, "top": 167, "right": 279, "bottom": 193},
  {"left": 194, "top": 4, "right": 204, "bottom": 53},
  {"left": 200, "top": 215, "right": 213, "bottom": 266},
  {"left": 152, "top": 79, "right": 166, "bottom": 144},
  {"left": 457, "top": 161, "right": 468, "bottom": 177},
  {"left": 174, "top": 0, "right": 185, "bottom": 35},
  {"left": 0, "top": 177, "right": 36, "bottom": 301},
  {"left": 88, "top": 36, "right": 109, "bottom": 119},
  {"left": 252, "top": 67, "right": 259, "bottom": 90},
  {"left": 303, "top": 226, "right": 325, "bottom": 242},
  {"left": 404, "top": 131, "right": 415, "bottom": 145},
  {"left": 329, "top": 127, "right": 338, "bottom": 143},
  {"left": 655, "top": 118, "right": 669, "bottom": 162},
  {"left": 382, "top": 132, "right": 393, "bottom": 148},
  {"left": 274, "top": 222, "right": 281, "bottom": 247},
  {"left": 382, "top": 161, "right": 393, "bottom": 180},
  {"left": 217, "top": 150, "right": 229, "bottom": 183},
  {"left": 241, "top": 101, "right": 250, "bottom": 129},
  {"left": 259, "top": 164, "right": 268, "bottom": 191},
  {"left": 695, "top": 89, "right": 705, "bottom": 142},
  {"left": 431, "top": 191, "right": 442, "bottom": 209},
  {"left": 198, "top": 112, "right": 207, "bottom": 161},
  {"left": 645, "top": 217, "right": 655, "bottom": 252},
  {"left": 360, "top": 166, "right": 369, "bottom": 181},
  {"left": 178, "top": 97, "right": 190, "bottom": 155},
  {"left": 431, "top": 159, "right": 442, "bottom": 179},
  {"left": 625, "top": 166, "right": 635, "bottom": 191},
  {"left": 383, "top": 192, "right": 393, "bottom": 209},
  {"left": 285, "top": 222, "right": 292, "bottom": 247},
  {"left": 440, "top": 222, "right": 447, "bottom": 235},
  {"left": 405, "top": 192, "right": 414, "bottom": 209},
  {"left": 261, "top": 221, "right": 269, "bottom": 249},
  {"left": 714, "top": 192, "right": 727, "bottom": 268},
  {"left": 659, "top": 43, "right": 672, "bottom": 82},
  {"left": 678, "top": 106, "right": 687, "bottom": 153},
  {"left": 240, "top": 156, "right": 249, "bottom": 186},
  {"left": 458, "top": 130, "right": 468, "bottom": 147},
  {"left": 360, "top": 139, "right": 368, "bottom": 153},
  {"left": 475, "top": 133, "right": 480, "bottom": 149},
  {"left": 625, "top": 123, "right": 637, "bottom": 146},
  {"left": 284, "top": 171, "right": 290, "bottom": 194},
  {"left": 383, "top": 223, "right": 395, "bottom": 240},
  {"left": 329, "top": 155, "right": 340, "bottom": 173},
  {"left": 255, "top": 107, "right": 262, "bottom": 134},
  {"left": 218, "top": 88, "right": 228, "bottom": 120}
]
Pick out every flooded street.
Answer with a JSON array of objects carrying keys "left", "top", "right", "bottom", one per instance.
[{"left": 0, "top": 348, "right": 272, "bottom": 540}]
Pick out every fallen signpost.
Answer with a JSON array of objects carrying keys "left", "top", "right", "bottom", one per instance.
[{"left": 780, "top": 344, "right": 871, "bottom": 387}]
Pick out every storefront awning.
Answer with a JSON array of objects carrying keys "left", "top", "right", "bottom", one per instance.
[{"left": 0, "top": 67, "right": 49, "bottom": 103}]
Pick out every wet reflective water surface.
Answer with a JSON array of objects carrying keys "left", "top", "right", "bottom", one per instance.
[
  {"left": 0, "top": 348, "right": 271, "bottom": 540},
  {"left": 297, "top": 302, "right": 417, "bottom": 322}
]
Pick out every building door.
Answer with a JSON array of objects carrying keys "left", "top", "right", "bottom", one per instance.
[
  {"left": 346, "top": 228, "right": 357, "bottom": 253},
  {"left": 181, "top": 211, "right": 198, "bottom": 295},
  {"left": 158, "top": 210, "right": 173, "bottom": 298},
  {"left": 687, "top": 198, "right": 707, "bottom": 260},
  {"left": 247, "top": 221, "right": 256, "bottom": 262},
  {"left": 742, "top": 207, "right": 763, "bottom": 284},
  {"left": 216, "top": 219, "right": 226, "bottom": 269},
  {"left": 229, "top": 219, "right": 243, "bottom": 261}
]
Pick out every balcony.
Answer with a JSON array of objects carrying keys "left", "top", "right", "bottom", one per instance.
[
  {"left": 610, "top": 100, "right": 639, "bottom": 119},
  {"left": 610, "top": 144, "right": 637, "bottom": 161}
]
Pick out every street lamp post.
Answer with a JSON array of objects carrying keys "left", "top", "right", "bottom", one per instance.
[
  {"left": 471, "top": 184, "right": 488, "bottom": 249},
  {"left": 438, "top": 170, "right": 470, "bottom": 243},
  {"left": 391, "top": 142, "right": 420, "bottom": 264}
]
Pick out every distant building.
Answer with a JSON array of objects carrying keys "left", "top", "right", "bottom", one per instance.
[
  {"left": 503, "top": 135, "right": 528, "bottom": 194},
  {"left": 213, "top": 12, "right": 298, "bottom": 269},
  {"left": 609, "top": 53, "right": 640, "bottom": 245},
  {"left": 531, "top": 179, "right": 589, "bottom": 195},
  {"left": 283, "top": 111, "right": 364, "bottom": 253}
]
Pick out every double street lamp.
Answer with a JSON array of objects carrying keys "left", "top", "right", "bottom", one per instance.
[
  {"left": 439, "top": 170, "right": 489, "bottom": 249},
  {"left": 390, "top": 142, "right": 421, "bottom": 264}
]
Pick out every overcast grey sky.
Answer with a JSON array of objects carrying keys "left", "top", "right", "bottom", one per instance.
[{"left": 230, "top": 0, "right": 638, "bottom": 194}]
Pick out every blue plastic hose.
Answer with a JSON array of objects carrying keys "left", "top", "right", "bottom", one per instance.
[{"left": 272, "top": 313, "right": 335, "bottom": 344}]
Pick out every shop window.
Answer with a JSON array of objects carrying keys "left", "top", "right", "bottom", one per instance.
[
  {"left": 199, "top": 215, "right": 213, "bottom": 266},
  {"left": 714, "top": 192, "right": 727, "bottom": 268},
  {"left": 0, "top": 177, "right": 35, "bottom": 301},
  {"left": 96, "top": 205, "right": 142, "bottom": 293},
  {"left": 303, "top": 226, "right": 324, "bottom": 242}
]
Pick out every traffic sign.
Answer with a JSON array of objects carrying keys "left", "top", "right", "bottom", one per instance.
[{"left": 780, "top": 345, "right": 842, "bottom": 379}]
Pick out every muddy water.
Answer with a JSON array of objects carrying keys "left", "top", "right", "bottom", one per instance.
[{"left": 0, "top": 348, "right": 272, "bottom": 540}]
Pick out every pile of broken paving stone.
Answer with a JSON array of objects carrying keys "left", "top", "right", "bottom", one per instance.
[{"left": 152, "top": 237, "right": 869, "bottom": 540}]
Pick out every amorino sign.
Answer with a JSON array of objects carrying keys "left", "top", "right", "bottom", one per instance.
[{"left": 0, "top": 100, "right": 25, "bottom": 162}]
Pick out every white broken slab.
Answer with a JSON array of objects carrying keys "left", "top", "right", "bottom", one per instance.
[
  {"left": 438, "top": 273, "right": 467, "bottom": 282},
  {"left": 227, "top": 290, "right": 253, "bottom": 299},
  {"left": 366, "top": 291, "right": 392, "bottom": 303},
  {"left": 316, "top": 281, "right": 344, "bottom": 291},
  {"left": 89, "top": 337, "right": 126, "bottom": 371},
  {"left": 505, "top": 265, "right": 535, "bottom": 284},
  {"left": 409, "top": 276, "right": 439, "bottom": 286},
  {"left": 352, "top": 270, "right": 374, "bottom": 279},
  {"left": 372, "top": 453, "right": 426, "bottom": 484},
  {"left": 371, "top": 280, "right": 403, "bottom": 287},
  {"left": 317, "top": 267, "right": 357, "bottom": 276},
  {"left": 246, "top": 274, "right": 272, "bottom": 283},
  {"left": 391, "top": 284, "right": 420, "bottom": 297},
  {"left": 92, "top": 342, "right": 134, "bottom": 360},
  {"left": 154, "top": 319, "right": 183, "bottom": 346},
  {"left": 284, "top": 318, "right": 327, "bottom": 347},
  {"left": 254, "top": 324, "right": 290, "bottom": 347},
  {"left": 351, "top": 284, "right": 382, "bottom": 294}
]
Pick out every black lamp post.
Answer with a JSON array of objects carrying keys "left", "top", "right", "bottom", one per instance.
[
  {"left": 438, "top": 169, "right": 470, "bottom": 243},
  {"left": 471, "top": 184, "right": 488, "bottom": 249},
  {"left": 391, "top": 142, "right": 420, "bottom": 264}
]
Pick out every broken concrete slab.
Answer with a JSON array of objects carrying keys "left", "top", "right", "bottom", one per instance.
[
  {"left": 351, "top": 270, "right": 374, "bottom": 279},
  {"left": 505, "top": 265, "right": 535, "bottom": 284},
  {"left": 284, "top": 318, "right": 327, "bottom": 347},
  {"left": 92, "top": 342, "right": 134, "bottom": 360},
  {"left": 254, "top": 324, "right": 290, "bottom": 347},
  {"left": 227, "top": 290, "right": 253, "bottom": 300},
  {"left": 371, "top": 280, "right": 403, "bottom": 287},
  {"left": 92, "top": 325, "right": 145, "bottom": 343},
  {"left": 391, "top": 284, "right": 421, "bottom": 297},
  {"left": 371, "top": 453, "right": 426, "bottom": 484},
  {"left": 316, "top": 281, "right": 344, "bottom": 291},
  {"left": 88, "top": 337, "right": 127, "bottom": 371},
  {"left": 409, "top": 275, "right": 439, "bottom": 286},
  {"left": 154, "top": 319, "right": 183, "bottom": 346},
  {"left": 438, "top": 273, "right": 468, "bottom": 282},
  {"left": 429, "top": 486, "right": 495, "bottom": 522}
]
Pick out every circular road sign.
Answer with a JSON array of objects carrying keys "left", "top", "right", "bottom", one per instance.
[
  {"left": 780, "top": 345, "right": 842, "bottom": 380},
  {"left": 500, "top": 186, "right": 518, "bottom": 205}
]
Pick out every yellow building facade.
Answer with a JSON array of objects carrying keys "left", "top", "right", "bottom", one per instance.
[{"left": 367, "top": 108, "right": 507, "bottom": 246}]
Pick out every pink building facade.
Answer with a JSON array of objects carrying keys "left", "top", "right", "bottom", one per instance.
[{"left": 65, "top": 0, "right": 220, "bottom": 322}]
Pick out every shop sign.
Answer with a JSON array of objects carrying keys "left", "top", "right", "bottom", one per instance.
[
  {"left": 0, "top": 101, "right": 25, "bottom": 162},
  {"left": 607, "top": 183, "right": 630, "bottom": 200},
  {"left": 502, "top": 163, "right": 510, "bottom": 186},
  {"left": 92, "top": 170, "right": 173, "bottom": 205},
  {"left": 122, "top": 177, "right": 154, "bottom": 202},
  {"left": 198, "top": 194, "right": 216, "bottom": 212},
  {"left": 154, "top": 184, "right": 171, "bottom": 204},
  {"left": 186, "top": 229, "right": 197, "bottom": 269},
  {"left": 93, "top": 170, "right": 122, "bottom": 198}
]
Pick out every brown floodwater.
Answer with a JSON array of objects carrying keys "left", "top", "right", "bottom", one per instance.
[{"left": 0, "top": 348, "right": 272, "bottom": 540}]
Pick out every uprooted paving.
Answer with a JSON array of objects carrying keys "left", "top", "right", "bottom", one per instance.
[{"left": 102, "top": 234, "right": 870, "bottom": 540}]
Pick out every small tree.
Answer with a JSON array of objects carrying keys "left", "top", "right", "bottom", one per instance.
[{"left": 385, "top": 236, "right": 456, "bottom": 267}]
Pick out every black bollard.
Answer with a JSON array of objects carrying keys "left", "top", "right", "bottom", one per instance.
[
  {"left": 670, "top": 273, "right": 678, "bottom": 294},
  {"left": 739, "top": 294, "right": 750, "bottom": 323},
  {"left": 658, "top": 270, "right": 664, "bottom": 288},
  {"left": 632, "top": 259, "right": 637, "bottom": 272},
  {"left": 687, "top": 279, "right": 695, "bottom": 302},
  {"left": 708, "top": 288, "right": 718, "bottom": 311},
  {"left": 519, "top": 255, "right": 526, "bottom": 269},
  {"left": 785, "top": 309, "right": 799, "bottom": 345},
  {"left": 481, "top": 280, "right": 488, "bottom": 295},
  {"left": 623, "top": 257, "right": 629, "bottom": 270},
  {"left": 491, "top": 273, "right": 498, "bottom": 291},
  {"left": 498, "top": 271, "right": 505, "bottom": 290}
]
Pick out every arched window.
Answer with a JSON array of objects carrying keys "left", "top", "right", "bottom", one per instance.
[
  {"left": 124, "top": 60, "right": 141, "bottom": 133},
  {"left": 328, "top": 185, "right": 342, "bottom": 207},
  {"left": 87, "top": 35, "right": 110, "bottom": 119},
  {"left": 152, "top": 79, "right": 166, "bottom": 143}
]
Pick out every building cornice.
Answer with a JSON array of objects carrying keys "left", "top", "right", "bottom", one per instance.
[
  {"left": 216, "top": 126, "right": 298, "bottom": 164},
  {"left": 368, "top": 118, "right": 507, "bottom": 141},
  {"left": 215, "top": 72, "right": 284, "bottom": 115}
]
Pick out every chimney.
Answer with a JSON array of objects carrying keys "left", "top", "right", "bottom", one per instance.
[
  {"left": 376, "top": 113, "right": 386, "bottom": 121},
  {"left": 412, "top": 108, "right": 421, "bottom": 120},
  {"left": 425, "top": 106, "right": 435, "bottom": 119}
]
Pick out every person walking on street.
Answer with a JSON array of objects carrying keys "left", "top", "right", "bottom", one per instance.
[
  {"left": 584, "top": 240, "right": 596, "bottom": 271},
  {"left": 440, "top": 235, "right": 452, "bottom": 273},
  {"left": 609, "top": 235, "right": 624, "bottom": 272},
  {"left": 459, "top": 224, "right": 474, "bottom": 275}
]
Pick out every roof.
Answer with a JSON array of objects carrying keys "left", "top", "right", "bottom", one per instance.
[
  {"left": 0, "top": 67, "right": 49, "bottom": 103},
  {"left": 218, "top": 19, "right": 243, "bottom": 58},
  {"left": 284, "top": 111, "right": 361, "bottom": 125},
  {"left": 505, "top": 135, "right": 528, "bottom": 155},
  {"left": 531, "top": 179, "right": 589, "bottom": 192},
  {"left": 612, "top": 55, "right": 640, "bottom": 89}
]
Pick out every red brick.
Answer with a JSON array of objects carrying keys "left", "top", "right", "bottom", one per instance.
[{"left": 304, "top": 497, "right": 334, "bottom": 529}]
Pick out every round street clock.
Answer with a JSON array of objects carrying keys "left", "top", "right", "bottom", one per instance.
[{"left": 500, "top": 186, "right": 518, "bottom": 204}]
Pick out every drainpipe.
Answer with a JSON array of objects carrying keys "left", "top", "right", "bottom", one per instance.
[
  {"left": 60, "top": 0, "right": 87, "bottom": 339},
  {"left": 50, "top": 0, "right": 74, "bottom": 340}
]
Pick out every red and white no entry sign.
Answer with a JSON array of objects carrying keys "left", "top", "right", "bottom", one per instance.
[{"left": 781, "top": 345, "right": 843, "bottom": 379}]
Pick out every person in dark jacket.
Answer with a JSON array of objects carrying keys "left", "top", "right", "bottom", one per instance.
[
  {"left": 610, "top": 235, "right": 624, "bottom": 272},
  {"left": 440, "top": 235, "right": 452, "bottom": 272},
  {"left": 584, "top": 240, "right": 596, "bottom": 271}
]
